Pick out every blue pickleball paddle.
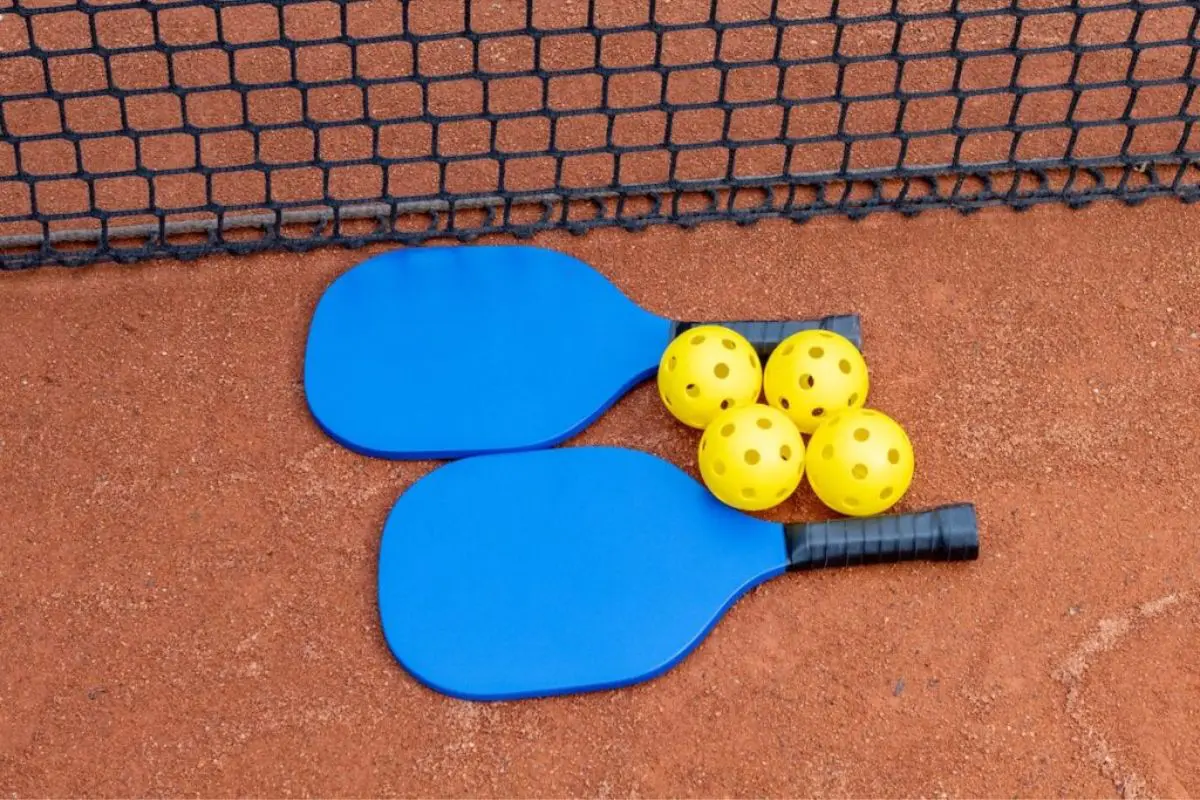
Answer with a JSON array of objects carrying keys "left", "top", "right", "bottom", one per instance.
[
  {"left": 304, "top": 245, "right": 862, "bottom": 459},
  {"left": 376, "top": 446, "right": 979, "bottom": 701}
]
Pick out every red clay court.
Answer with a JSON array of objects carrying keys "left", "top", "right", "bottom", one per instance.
[{"left": 2, "top": 1, "right": 1198, "bottom": 797}]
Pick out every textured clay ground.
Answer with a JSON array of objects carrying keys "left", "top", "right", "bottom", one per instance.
[{"left": 2, "top": 198, "right": 1198, "bottom": 797}]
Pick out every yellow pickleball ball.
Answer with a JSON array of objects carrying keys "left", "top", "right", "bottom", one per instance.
[
  {"left": 763, "top": 329, "right": 869, "bottom": 434},
  {"left": 697, "top": 403, "right": 806, "bottom": 511},
  {"left": 657, "top": 325, "right": 763, "bottom": 429},
  {"left": 804, "top": 407, "right": 914, "bottom": 517}
]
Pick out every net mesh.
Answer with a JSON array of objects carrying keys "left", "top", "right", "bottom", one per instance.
[{"left": 2, "top": 0, "right": 1199, "bottom": 269}]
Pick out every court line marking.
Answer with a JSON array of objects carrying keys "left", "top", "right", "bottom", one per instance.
[{"left": 1053, "top": 590, "right": 1197, "bottom": 799}]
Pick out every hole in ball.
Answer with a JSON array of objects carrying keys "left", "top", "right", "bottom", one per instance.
[
  {"left": 714, "top": 362, "right": 730, "bottom": 379},
  {"left": 799, "top": 373, "right": 815, "bottom": 389},
  {"left": 720, "top": 398, "right": 733, "bottom": 409},
  {"left": 854, "top": 427, "right": 870, "bottom": 442},
  {"left": 888, "top": 448, "right": 900, "bottom": 464},
  {"left": 668, "top": 356, "right": 676, "bottom": 371},
  {"left": 721, "top": 424, "right": 735, "bottom": 437},
  {"left": 781, "top": 344, "right": 794, "bottom": 356},
  {"left": 714, "top": 460, "right": 726, "bottom": 475},
  {"left": 847, "top": 392, "right": 858, "bottom": 406},
  {"left": 839, "top": 359, "right": 851, "bottom": 374},
  {"left": 742, "top": 487, "right": 756, "bottom": 498},
  {"left": 722, "top": 339, "right": 736, "bottom": 350},
  {"left": 852, "top": 463, "right": 868, "bottom": 479},
  {"left": 691, "top": 335, "right": 705, "bottom": 345},
  {"left": 844, "top": 496, "right": 859, "bottom": 507},
  {"left": 812, "top": 407, "right": 825, "bottom": 417},
  {"left": 686, "top": 384, "right": 700, "bottom": 398},
  {"left": 780, "top": 397, "right": 790, "bottom": 409},
  {"left": 779, "top": 444, "right": 791, "bottom": 461},
  {"left": 822, "top": 445, "right": 833, "bottom": 460},
  {"left": 757, "top": 417, "right": 772, "bottom": 429},
  {"left": 879, "top": 486, "right": 894, "bottom": 500},
  {"left": 744, "top": 449, "right": 760, "bottom": 465},
  {"left": 809, "top": 346, "right": 824, "bottom": 358}
]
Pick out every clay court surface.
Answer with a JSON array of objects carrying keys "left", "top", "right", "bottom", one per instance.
[{"left": 1, "top": 197, "right": 1197, "bottom": 797}]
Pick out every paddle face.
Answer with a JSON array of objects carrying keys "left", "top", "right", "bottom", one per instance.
[
  {"left": 377, "top": 446, "right": 787, "bottom": 701},
  {"left": 304, "top": 245, "right": 668, "bottom": 459}
]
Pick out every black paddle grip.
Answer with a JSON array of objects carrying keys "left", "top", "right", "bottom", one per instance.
[
  {"left": 784, "top": 503, "right": 979, "bottom": 570},
  {"left": 671, "top": 315, "right": 862, "bottom": 361}
]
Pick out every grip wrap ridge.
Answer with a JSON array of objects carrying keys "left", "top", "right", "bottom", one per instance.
[{"left": 784, "top": 503, "right": 979, "bottom": 570}]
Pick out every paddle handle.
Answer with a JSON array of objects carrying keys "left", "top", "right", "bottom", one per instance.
[
  {"left": 671, "top": 316, "right": 862, "bottom": 360},
  {"left": 784, "top": 503, "right": 979, "bottom": 570}
]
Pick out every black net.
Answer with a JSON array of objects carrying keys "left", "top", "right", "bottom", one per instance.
[{"left": 2, "top": 0, "right": 1199, "bottom": 270}]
